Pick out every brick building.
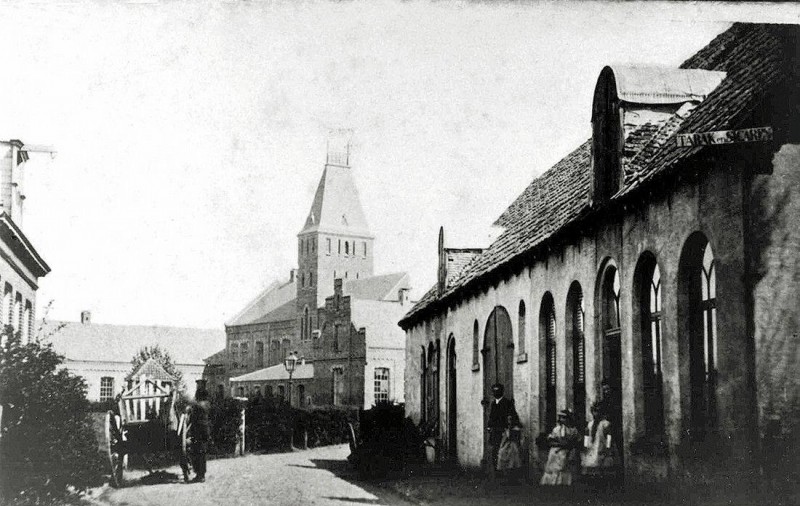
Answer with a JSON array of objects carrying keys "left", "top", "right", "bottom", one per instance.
[
  {"left": 400, "top": 23, "right": 799, "bottom": 487},
  {"left": 218, "top": 142, "right": 411, "bottom": 409}
]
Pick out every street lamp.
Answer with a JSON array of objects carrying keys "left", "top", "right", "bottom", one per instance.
[{"left": 284, "top": 351, "right": 299, "bottom": 406}]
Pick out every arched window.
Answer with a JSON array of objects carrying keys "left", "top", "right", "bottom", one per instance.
[
  {"left": 472, "top": 320, "right": 480, "bottom": 370},
  {"left": 566, "top": 282, "right": 586, "bottom": 427},
  {"left": 426, "top": 341, "right": 440, "bottom": 428},
  {"left": 635, "top": 254, "right": 665, "bottom": 436},
  {"left": 539, "top": 293, "right": 557, "bottom": 431},
  {"left": 302, "top": 307, "right": 310, "bottom": 341},
  {"left": 230, "top": 342, "right": 239, "bottom": 369},
  {"left": 679, "top": 234, "right": 718, "bottom": 441},
  {"left": 420, "top": 346, "right": 427, "bottom": 421},
  {"left": 517, "top": 300, "right": 527, "bottom": 357},
  {"left": 309, "top": 271, "right": 314, "bottom": 286},
  {"left": 599, "top": 262, "right": 623, "bottom": 449},
  {"left": 301, "top": 272, "right": 305, "bottom": 287}
]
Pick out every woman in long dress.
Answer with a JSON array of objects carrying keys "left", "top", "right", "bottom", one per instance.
[
  {"left": 581, "top": 402, "right": 618, "bottom": 489},
  {"left": 540, "top": 409, "right": 581, "bottom": 485},
  {"left": 497, "top": 415, "right": 523, "bottom": 475}
]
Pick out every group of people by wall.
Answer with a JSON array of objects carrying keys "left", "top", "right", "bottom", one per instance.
[{"left": 486, "top": 383, "right": 619, "bottom": 489}]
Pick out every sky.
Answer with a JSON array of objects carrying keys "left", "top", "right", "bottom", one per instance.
[{"left": 0, "top": 1, "right": 798, "bottom": 329}]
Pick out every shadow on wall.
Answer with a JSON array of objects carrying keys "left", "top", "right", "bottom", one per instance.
[{"left": 751, "top": 144, "right": 800, "bottom": 487}]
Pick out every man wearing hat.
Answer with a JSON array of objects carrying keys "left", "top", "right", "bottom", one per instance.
[
  {"left": 186, "top": 379, "right": 211, "bottom": 483},
  {"left": 486, "top": 383, "right": 519, "bottom": 478}
]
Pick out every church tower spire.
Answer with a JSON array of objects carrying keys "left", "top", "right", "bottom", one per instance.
[{"left": 296, "top": 134, "right": 374, "bottom": 337}]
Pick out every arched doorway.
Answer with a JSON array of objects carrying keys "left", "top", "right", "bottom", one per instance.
[
  {"left": 482, "top": 306, "right": 514, "bottom": 456},
  {"left": 446, "top": 334, "right": 457, "bottom": 461}
]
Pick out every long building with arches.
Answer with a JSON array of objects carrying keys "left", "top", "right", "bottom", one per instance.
[{"left": 400, "top": 23, "right": 799, "bottom": 488}]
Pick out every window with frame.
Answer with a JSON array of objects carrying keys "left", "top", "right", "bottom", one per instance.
[
  {"left": 567, "top": 282, "right": 586, "bottom": 427},
  {"left": 517, "top": 300, "right": 526, "bottom": 356},
  {"left": 333, "top": 324, "right": 340, "bottom": 352},
  {"left": 345, "top": 241, "right": 349, "bottom": 255},
  {"left": 544, "top": 298, "right": 557, "bottom": 431},
  {"left": 3, "top": 283, "right": 12, "bottom": 326},
  {"left": 332, "top": 367, "right": 345, "bottom": 405},
  {"left": 362, "top": 241, "right": 367, "bottom": 257},
  {"left": 298, "top": 384, "right": 305, "bottom": 407},
  {"left": 472, "top": 320, "right": 479, "bottom": 370},
  {"left": 278, "top": 385, "right": 285, "bottom": 399},
  {"left": 100, "top": 377, "right": 115, "bottom": 401},
  {"left": 374, "top": 367, "right": 390, "bottom": 403},
  {"left": 230, "top": 342, "right": 239, "bottom": 369},
  {"left": 326, "top": 238, "right": 331, "bottom": 254},
  {"left": 13, "top": 292, "right": 21, "bottom": 330},
  {"left": 240, "top": 342, "right": 249, "bottom": 368},
  {"left": 23, "top": 300, "right": 32, "bottom": 343},
  {"left": 256, "top": 341, "right": 265, "bottom": 367},
  {"left": 641, "top": 260, "right": 665, "bottom": 436}
]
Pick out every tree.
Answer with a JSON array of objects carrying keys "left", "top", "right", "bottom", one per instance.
[
  {"left": 129, "top": 344, "right": 186, "bottom": 396},
  {"left": 0, "top": 325, "right": 104, "bottom": 503}
]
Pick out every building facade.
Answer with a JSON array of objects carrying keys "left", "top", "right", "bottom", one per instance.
[
  {"left": 0, "top": 140, "right": 52, "bottom": 344},
  {"left": 220, "top": 141, "right": 411, "bottom": 409},
  {"left": 400, "top": 23, "right": 799, "bottom": 487},
  {"left": 42, "top": 312, "right": 225, "bottom": 401}
]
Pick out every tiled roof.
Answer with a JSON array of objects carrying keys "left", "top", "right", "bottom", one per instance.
[
  {"left": 400, "top": 23, "right": 795, "bottom": 328},
  {"left": 249, "top": 298, "right": 298, "bottom": 325},
  {"left": 230, "top": 361, "right": 314, "bottom": 382},
  {"left": 41, "top": 320, "right": 225, "bottom": 365},
  {"left": 623, "top": 23, "right": 792, "bottom": 194},
  {"left": 445, "top": 250, "right": 482, "bottom": 286},
  {"left": 227, "top": 277, "right": 296, "bottom": 326},
  {"left": 344, "top": 272, "right": 410, "bottom": 301}
]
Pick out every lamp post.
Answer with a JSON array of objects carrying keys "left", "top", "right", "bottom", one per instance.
[{"left": 284, "top": 351, "right": 299, "bottom": 406}]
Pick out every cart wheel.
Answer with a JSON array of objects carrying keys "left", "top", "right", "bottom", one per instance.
[
  {"left": 105, "top": 411, "right": 124, "bottom": 487},
  {"left": 347, "top": 422, "right": 358, "bottom": 452}
]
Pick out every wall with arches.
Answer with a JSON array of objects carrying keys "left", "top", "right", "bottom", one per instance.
[{"left": 403, "top": 152, "right": 773, "bottom": 482}]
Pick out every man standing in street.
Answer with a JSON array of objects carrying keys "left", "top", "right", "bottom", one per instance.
[
  {"left": 187, "top": 380, "right": 211, "bottom": 483},
  {"left": 486, "top": 383, "right": 519, "bottom": 480}
]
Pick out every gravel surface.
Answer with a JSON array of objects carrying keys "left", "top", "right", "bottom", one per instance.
[{"left": 97, "top": 444, "right": 412, "bottom": 506}]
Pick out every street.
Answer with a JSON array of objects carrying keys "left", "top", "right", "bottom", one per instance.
[{"left": 97, "top": 445, "right": 412, "bottom": 506}]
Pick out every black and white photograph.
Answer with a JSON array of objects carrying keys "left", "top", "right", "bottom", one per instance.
[{"left": 0, "top": 1, "right": 797, "bottom": 505}]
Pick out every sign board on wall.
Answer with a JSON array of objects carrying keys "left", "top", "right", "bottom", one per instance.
[{"left": 676, "top": 126, "right": 773, "bottom": 147}]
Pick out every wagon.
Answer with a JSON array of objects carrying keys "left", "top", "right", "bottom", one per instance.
[{"left": 104, "top": 376, "right": 189, "bottom": 487}]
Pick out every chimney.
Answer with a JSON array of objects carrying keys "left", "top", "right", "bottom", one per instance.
[
  {"left": 289, "top": 269, "right": 297, "bottom": 283},
  {"left": 80, "top": 310, "right": 91, "bottom": 324},
  {"left": 398, "top": 288, "right": 410, "bottom": 306}
]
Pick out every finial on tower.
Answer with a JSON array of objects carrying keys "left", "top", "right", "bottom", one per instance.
[{"left": 325, "top": 128, "right": 353, "bottom": 167}]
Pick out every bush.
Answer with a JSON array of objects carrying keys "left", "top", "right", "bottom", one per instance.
[
  {"left": 207, "top": 395, "right": 359, "bottom": 456},
  {"left": 0, "top": 328, "right": 105, "bottom": 503}
]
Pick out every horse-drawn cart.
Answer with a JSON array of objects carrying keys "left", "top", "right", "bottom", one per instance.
[{"left": 104, "top": 376, "right": 188, "bottom": 487}]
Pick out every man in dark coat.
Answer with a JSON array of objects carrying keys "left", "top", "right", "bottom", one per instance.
[
  {"left": 486, "top": 383, "right": 519, "bottom": 478},
  {"left": 187, "top": 382, "right": 211, "bottom": 483}
]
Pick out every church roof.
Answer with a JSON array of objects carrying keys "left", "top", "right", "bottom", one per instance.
[
  {"left": 344, "top": 272, "right": 410, "bottom": 301},
  {"left": 227, "top": 276, "right": 297, "bottom": 326},
  {"left": 400, "top": 23, "right": 797, "bottom": 329},
  {"left": 299, "top": 163, "right": 373, "bottom": 238},
  {"left": 40, "top": 320, "right": 225, "bottom": 365}
]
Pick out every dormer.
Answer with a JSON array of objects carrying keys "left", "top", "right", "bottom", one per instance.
[{"left": 590, "top": 66, "right": 726, "bottom": 204}]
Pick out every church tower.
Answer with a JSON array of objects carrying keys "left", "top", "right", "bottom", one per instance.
[{"left": 296, "top": 135, "right": 374, "bottom": 340}]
